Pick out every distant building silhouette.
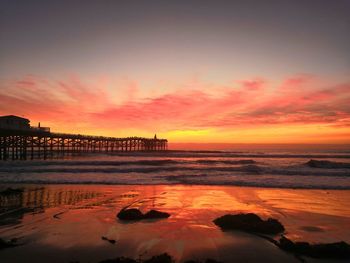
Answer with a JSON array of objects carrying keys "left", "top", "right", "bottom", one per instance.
[
  {"left": 0, "top": 115, "right": 30, "bottom": 130},
  {"left": 0, "top": 115, "right": 50, "bottom": 132}
]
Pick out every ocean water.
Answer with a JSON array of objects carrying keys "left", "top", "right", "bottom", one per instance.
[{"left": 0, "top": 149, "right": 350, "bottom": 189}]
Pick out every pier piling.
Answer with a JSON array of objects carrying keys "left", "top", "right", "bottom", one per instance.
[{"left": 0, "top": 130, "right": 168, "bottom": 160}]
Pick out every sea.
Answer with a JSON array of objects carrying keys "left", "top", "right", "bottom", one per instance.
[{"left": 1, "top": 147, "right": 350, "bottom": 189}]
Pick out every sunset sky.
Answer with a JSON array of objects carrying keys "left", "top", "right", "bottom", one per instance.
[{"left": 0, "top": 0, "right": 349, "bottom": 144}]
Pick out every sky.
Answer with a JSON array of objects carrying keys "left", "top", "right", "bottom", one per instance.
[{"left": 0, "top": 0, "right": 349, "bottom": 144}]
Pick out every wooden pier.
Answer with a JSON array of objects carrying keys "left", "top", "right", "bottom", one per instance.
[{"left": 0, "top": 129, "right": 168, "bottom": 160}]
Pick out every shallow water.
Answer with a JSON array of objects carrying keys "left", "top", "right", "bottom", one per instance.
[{"left": 0, "top": 150, "right": 350, "bottom": 189}]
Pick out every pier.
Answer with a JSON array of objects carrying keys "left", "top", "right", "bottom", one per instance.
[
  {"left": 0, "top": 130, "right": 168, "bottom": 160},
  {"left": 0, "top": 116, "right": 168, "bottom": 160}
]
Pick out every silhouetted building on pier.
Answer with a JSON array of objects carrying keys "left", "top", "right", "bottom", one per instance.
[
  {"left": 0, "top": 115, "right": 30, "bottom": 130},
  {"left": 0, "top": 115, "right": 50, "bottom": 132}
]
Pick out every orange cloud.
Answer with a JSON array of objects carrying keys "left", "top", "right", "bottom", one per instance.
[{"left": 0, "top": 75, "right": 349, "bottom": 142}]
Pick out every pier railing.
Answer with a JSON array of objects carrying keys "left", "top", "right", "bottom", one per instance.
[{"left": 0, "top": 129, "right": 168, "bottom": 160}]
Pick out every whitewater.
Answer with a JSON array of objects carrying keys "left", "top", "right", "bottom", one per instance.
[{"left": 0, "top": 150, "right": 350, "bottom": 189}]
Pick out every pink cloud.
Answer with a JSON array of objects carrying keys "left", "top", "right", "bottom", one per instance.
[
  {"left": 0, "top": 75, "right": 349, "bottom": 133},
  {"left": 238, "top": 78, "right": 266, "bottom": 90}
]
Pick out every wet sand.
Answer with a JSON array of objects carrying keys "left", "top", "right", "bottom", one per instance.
[{"left": 0, "top": 185, "right": 349, "bottom": 262}]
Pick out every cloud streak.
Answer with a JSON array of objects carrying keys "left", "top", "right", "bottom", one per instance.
[{"left": 0, "top": 75, "right": 349, "bottom": 136}]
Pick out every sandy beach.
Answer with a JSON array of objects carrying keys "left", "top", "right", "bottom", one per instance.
[{"left": 1, "top": 184, "right": 349, "bottom": 263}]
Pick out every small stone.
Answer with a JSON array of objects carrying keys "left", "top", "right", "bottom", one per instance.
[
  {"left": 143, "top": 210, "right": 170, "bottom": 219},
  {"left": 101, "top": 236, "right": 116, "bottom": 244},
  {"left": 117, "top": 209, "right": 144, "bottom": 220}
]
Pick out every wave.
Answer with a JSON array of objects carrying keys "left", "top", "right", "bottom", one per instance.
[
  {"left": 1, "top": 177, "right": 349, "bottom": 190},
  {"left": 195, "top": 159, "right": 256, "bottom": 165},
  {"left": 107, "top": 151, "right": 350, "bottom": 159},
  {"left": 1, "top": 164, "right": 349, "bottom": 177},
  {"left": 305, "top": 159, "right": 350, "bottom": 169}
]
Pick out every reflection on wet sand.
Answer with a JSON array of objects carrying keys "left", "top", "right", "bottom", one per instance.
[
  {"left": 0, "top": 186, "right": 100, "bottom": 227},
  {"left": 0, "top": 185, "right": 349, "bottom": 263}
]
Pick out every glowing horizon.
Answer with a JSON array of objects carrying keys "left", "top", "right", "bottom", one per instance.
[
  {"left": 0, "top": 74, "right": 349, "bottom": 144},
  {"left": 0, "top": 1, "right": 349, "bottom": 145}
]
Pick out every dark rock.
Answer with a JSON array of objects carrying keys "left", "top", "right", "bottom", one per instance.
[
  {"left": 117, "top": 208, "right": 144, "bottom": 220},
  {"left": 278, "top": 236, "right": 350, "bottom": 259},
  {"left": 312, "top": 242, "right": 350, "bottom": 259},
  {"left": 293, "top": 241, "right": 312, "bottom": 255},
  {"left": 279, "top": 235, "right": 295, "bottom": 250},
  {"left": 264, "top": 218, "right": 285, "bottom": 234},
  {"left": 0, "top": 238, "right": 18, "bottom": 250},
  {"left": 117, "top": 208, "right": 170, "bottom": 221},
  {"left": 101, "top": 236, "right": 116, "bottom": 244},
  {"left": 143, "top": 210, "right": 170, "bottom": 219},
  {"left": 213, "top": 213, "right": 285, "bottom": 235},
  {"left": 99, "top": 258, "right": 137, "bottom": 263},
  {"left": 143, "top": 253, "right": 174, "bottom": 263}
]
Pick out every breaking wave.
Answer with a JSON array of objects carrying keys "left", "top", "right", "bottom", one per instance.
[
  {"left": 305, "top": 159, "right": 350, "bottom": 169},
  {"left": 108, "top": 151, "right": 350, "bottom": 159},
  {"left": 0, "top": 150, "right": 350, "bottom": 189},
  {"left": 195, "top": 159, "right": 256, "bottom": 165},
  {"left": 0, "top": 163, "right": 349, "bottom": 177}
]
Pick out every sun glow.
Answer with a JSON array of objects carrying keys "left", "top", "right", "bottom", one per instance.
[{"left": 0, "top": 72, "right": 349, "bottom": 145}]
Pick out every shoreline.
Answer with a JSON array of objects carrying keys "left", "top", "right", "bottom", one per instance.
[
  {"left": 2, "top": 182, "right": 350, "bottom": 191},
  {"left": 1, "top": 184, "right": 349, "bottom": 262}
]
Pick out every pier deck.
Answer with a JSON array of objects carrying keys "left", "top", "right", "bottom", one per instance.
[{"left": 0, "top": 129, "right": 168, "bottom": 160}]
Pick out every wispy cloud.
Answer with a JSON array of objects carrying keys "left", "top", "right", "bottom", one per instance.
[{"left": 0, "top": 75, "right": 349, "bottom": 134}]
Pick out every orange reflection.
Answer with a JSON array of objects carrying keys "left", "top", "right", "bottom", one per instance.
[{"left": 0, "top": 185, "right": 349, "bottom": 262}]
